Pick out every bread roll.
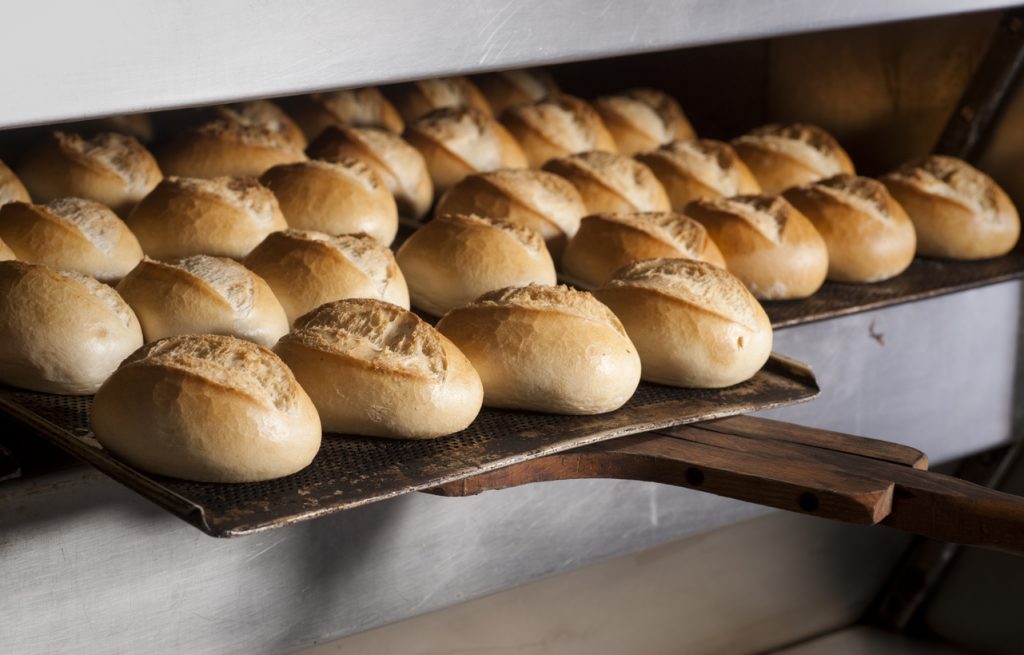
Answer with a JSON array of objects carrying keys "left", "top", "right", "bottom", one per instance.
[
  {"left": 396, "top": 213, "right": 556, "bottom": 316},
  {"left": 501, "top": 95, "right": 618, "bottom": 168},
  {"left": 17, "top": 132, "right": 162, "bottom": 216},
  {"left": 275, "top": 299, "right": 482, "bottom": 438},
  {"left": 435, "top": 169, "right": 586, "bottom": 258},
  {"left": 0, "top": 239, "right": 14, "bottom": 261},
  {"left": 307, "top": 126, "right": 433, "bottom": 220},
  {"left": 126, "top": 176, "right": 287, "bottom": 260},
  {"left": 732, "top": 123, "right": 855, "bottom": 194},
  {"left": 543, "top": 151, "right": 670, "bottom": 214},
  {"left": 474, "top": 69, "right": 560, "bottom": 115},
  {"left": 244, "top": 230, "right": 409, "bottom": 323},
  {"left": 214, "top": 100, "right": 307, "bottom": 151},
  {"left": 561, "top": 211, "right": 725, "bottom": 288},
  {"left": 0, "top": 198, "right": 144, "bottom": 283},
  {"left": 593, "top": 88, "right": 695, "bottom": 156},
  {"left": 0, "top": 261, "right": 142, "bottom": 394},
  {"left": 259, "top": 159, "right": 398, "bottom": 245},
  {"left": 288, "top": 87, "right": 405, "bottom": 140},
  {"left": 92, "top": 334, "right": 321, "bottom": 482},
  {"left": 784, "top": 174, "right": 917, "bottom": 282},
  {"left": 158, "top": 119, "right": 307, "bottom": 178},
  {"left": 594, "top": 258, "right": 772, "bottom": 388},
  {"left": 117, "top": 255, "right": 289, "bottom": 347},
  {"left": 636, "top": 139, "right": 761, "bottom": 210},
  {"left": 881, "top": 155, "right": 1019, "bottom": 259},
  {"left": 685, "top": 195, "right": 828, "bottom": 300},
  {"left": 436, "top": 284, "right": 641, "bottom": 414},
  {"left": 89, "top": 113, "right": 156, "bottom": 144},
  {"left": 0, "top": 160, "right": 30, "bottom": 205},
  {"left": 404, "top": 107, "right": 527, "bottom": 194},
  {"left": 390, "top": 76, "right": 493, "bottom": 123}
]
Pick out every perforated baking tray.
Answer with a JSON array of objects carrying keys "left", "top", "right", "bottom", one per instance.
[{"left": 0, "top": 354, "right": 817, "bottom": 537}]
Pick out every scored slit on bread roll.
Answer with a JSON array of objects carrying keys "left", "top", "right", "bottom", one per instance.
[
  {"left": 561, "top": 211, "right": 725, "bottom": 288},
  {"left": 404, "top": 106, "right": 527, "bottom": 194},
  {"left": 126, "top": 176, "right": 288, "bottom": 260},
  {"left": 307, "top": 126, "right": 433, "bottom": 220},
  {"left": 117, "top": 255, "right": 289, "bottom": 347},
  {"left": 637, "top": 139, "right": 761, "bottom": 210},
  {"left": 732, "top": 123, "right": 854, "bottom": 194},
  {"left": 92, "top": 334, "right": 321, "bottom": 482},
  {"left": 436, "top": 284, "right": 641, "bottom": 414},
  {"left": 17, "top": 132, "right": 162, "bottom": 216},
  {"left": 685, "top": 194, "right": 828, "bottom": 300},
  {"left": 396, "top": 213, "right": 556, "bottom": 316},
  {"left": 0, "top": 198, "right": 144, "bottom": 283},
  {"left": 881, "top": 155, "right": 1020, "bottom": 260},
  {"left": 473, "top": 69, "right": 560, "bottom": 116},
  {"left": 543, "top": 151, "right": 670, "bottom": 215},
  {"left": 501, "top": 95, "right": 618, "bottom": 168},
  {"left": 593, "top": 88, "right": 695, "bottom": 156},
  {"left": 435, "top": 169, "right": 587, "bottom": 258},
  {"left": 0, "top": 160, "right": 30, "bottom": 205},
  {"left": 390, "top": 76, "right": 493, "bottom": 123},
  {"left": 158, "top": 118, "right": 308, "bottom": 179},
  {"left": 595, "top": 258, "right": 772, "bottom": 388},
  {"left": 784, "top": 174, "right": 917, "bottom": 282},
  {"left": 244, "top": 230, "right": 409, "bottom": 323},
  {"left": 275, "top": 298, "right": 482, "bottom": 438},
  {"left": 259, "top": 158, "right": 399, "bottom": 245},
  {"left": 0, "top": 261, "right": 143, "bottom": 394},
  {"left": 288, "top": 87, "right": 406, "bottom": 141},
  {"left": 214, "top": 100, "right": 307, "bottom": 151}
]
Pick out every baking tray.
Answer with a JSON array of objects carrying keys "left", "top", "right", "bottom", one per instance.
[{"left": 0, "top": 354, "right": 817, "bottom": 537}]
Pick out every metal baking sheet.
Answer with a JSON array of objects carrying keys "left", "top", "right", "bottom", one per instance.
[
  {"left": 764, "top": 249, "right": 1024, "bottom": 329},
  {"left": 0, "top": 354, "right": 817, "bottom": 537}
]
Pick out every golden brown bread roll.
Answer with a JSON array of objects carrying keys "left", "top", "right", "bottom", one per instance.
[
  {"left": 275, "top": 299, "right": 482, "bottom": 438},
  {"left": 543, "top": 151, "right": 670, "bottom": 215},
  {"left": 732, "top": 123, "right": 855, "bottom": 195},
  {"left": 288, "top": 87, "right": 406, "bottom": 140},
  {"left": 116, "top": 255, "right": 289, "bottom": 347},
  {"left": 404, "top": 106, "right": 528, "bottom": 194},
  {"left": 0, "top": 198, "right": 144, "bottom": 283},
  {"left": 0, "top": 160, "right": 30, "bottom": 205},
  {"left": 474, "top": 69, "right": 560, "bottom": 115},
  {"left": 436, "top": 284, "right": 641, "bottom": 414},
  {"left": 306, "top": 126, "right": 433, "bottom": 220},
  {"left": 17, "top": 132, "right": 162, "bottom": 216},
  {"left": 593, "top": 88, "right": 695, "bottom": 156},
  {"left": 92, "top": 334, "right": 321, "bottom": 482},
  {"left": 783, "top": 174, "right": 917, "bottom": 282},
  {"left": 594, "top": 258, "right": 772, "bottom": 388},
  {"left": 390, "top": 77, "right": 493, "bottom": 123},
  {"left": 0, "top": 261, "right": 143, "bottom": 394},
  {"left": 501, "top": 95, "right": 618, "bottom": 168},
  {"left": 636, "top": 139, "right": 761, "bottom": 211},
  {"left": 214, "top": 100, "right": 307, "bottom": 151},
  {"left": 126, "top": 176, "right": 288, "bottom": 260},
  {"left": 881, "top": 155, "right": 1020, "bottom": 259},
  {"left": 685, "top": 194, "right": 828, "bottom": 300},
  {"left": 244, "top": 229, "right": 409, "bottom": 323},
  {"left": 561, "top": 211, "right": 725, "bottom": 288},
  {"left": 396, "top": 213, "right": 556, "bottom": 316},
  {"left": 435, "top": 169, "right": 586, "bottom": 258},
  {"left": 158, "top": 119, "right": 307, "bottom": 178},
  {"left": 259, "top": 158, "right": 398, "bottom": 245}
]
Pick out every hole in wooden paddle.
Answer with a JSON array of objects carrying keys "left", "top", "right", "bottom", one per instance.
[
  {"left": 685, "top": 467, "right": 704, "bottom": 486},
  {"left": 798, "top": 492, "right": 819, "bottom": 512}
]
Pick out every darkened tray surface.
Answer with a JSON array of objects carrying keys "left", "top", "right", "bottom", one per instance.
[
  {"left": 0, "top": 355, "right": 817, "bottom": 537},
  {"left": 765, "top": 249, "right": 1024, "bottom": 329}
]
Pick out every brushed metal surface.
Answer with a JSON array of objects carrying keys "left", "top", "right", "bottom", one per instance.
[{"left": 0, "top": 0, "right": 1017, "bottom": 129}]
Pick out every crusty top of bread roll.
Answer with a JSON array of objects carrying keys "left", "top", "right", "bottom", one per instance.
[
  {"left": 795, "top": 174, "right": 898, "bottom": 224},
  {"left": 159, "top": 118, "right": 308, "bottom": 179},
  {"left": 692, "top": 194, "right": 791, "bottom": 243},
  {"left": 732, "top": 123, "right": 854, "bottom": 193},
  {"left": 883, "top": 155, "right": 1002, "bottom": 220},
  {"left": 474, "top": 69, "right": 560, "bottom": 115},
  {"left": 391, "top": 76, "right": 493, "bottom": 123},
  {"left": 0, "top": 160, "right": 30, "bottom": 205},
  {"left": 215, "top": 100, "right": 307, "bottom": 151},
  {"left": 637, "top": 139, "right": 761, "bottom": 205},
  {"left": 472, "top": 283, "right": 625, "bottom": 331},
  {"left": 593, "top": 88, "right": 695, "bottom": 155},
  {"left": 501, "top": 95, "right": 618, "bottom": 167},
  {"left": 46, "top": 132, "right": 160, "bottom": 190},
  {"left": 0, "top": 198, "right": 144, "bottom": 283},
  {"left": 291, "top": 87, "right": 405, "bottom": 139},
  {"left": 543, "top": 150, "right": 671, "bottom": 214}
]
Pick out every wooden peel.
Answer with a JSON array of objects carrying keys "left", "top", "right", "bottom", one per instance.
[{"left": 431, "top": 416, "right": 1024, "bottom": 554}]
